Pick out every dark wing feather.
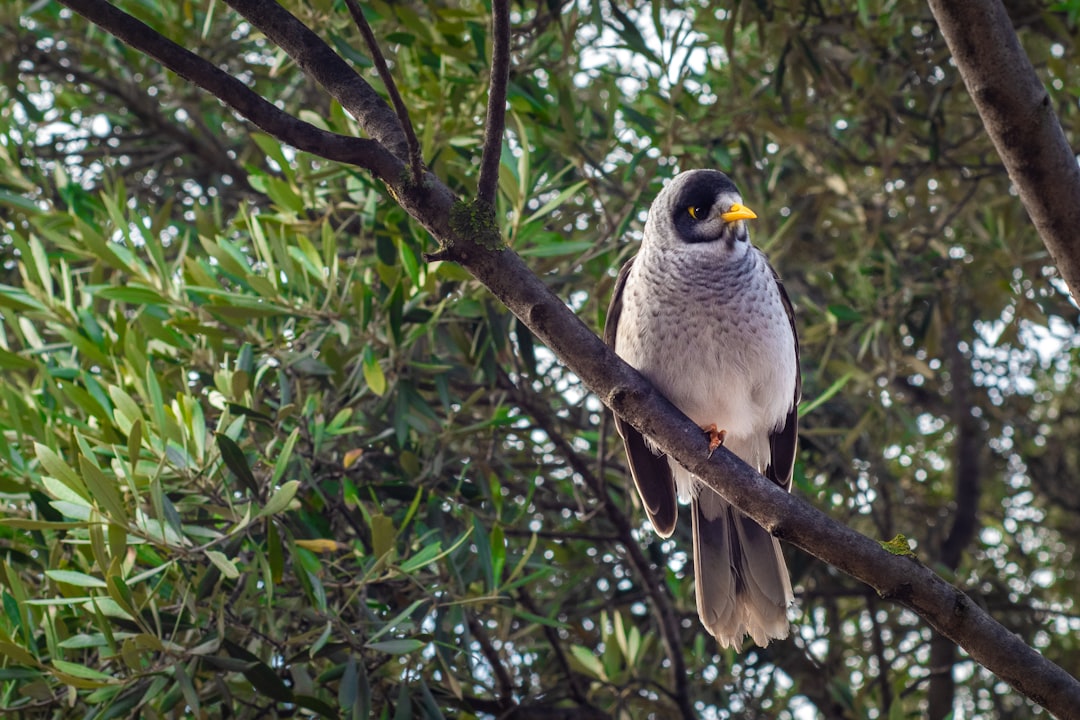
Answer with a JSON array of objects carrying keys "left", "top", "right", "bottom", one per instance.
[
  {"left": 765, "top": 270, "right": 801, "bottom": 491},
  {"left": 605, "top": 258, "right": 679, "bottom": 537}
]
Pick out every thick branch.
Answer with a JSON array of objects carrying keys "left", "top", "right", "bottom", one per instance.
[
  {"left": 57, "top": 0, "right": 402, "bottom": 182},
  {"left": 928, "top": 0, "right": 1080, "bottom": 299},
  {"left": 431, "top": 240, "right": 1080, "bottom": 719},
  {"left": 477, "top": 0, "right": 511, "bottom": 206}
]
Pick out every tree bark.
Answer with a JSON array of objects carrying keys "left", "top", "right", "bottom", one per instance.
[
  {"left": 929, "top": 299, "right": 985, "bottom": 719},
  {"left": 928, "top": 0, "right": 1080, "bottom": 300}
]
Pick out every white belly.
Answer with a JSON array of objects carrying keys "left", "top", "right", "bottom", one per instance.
[{"left": 614, "top": 248, "right": 796, "bottom": 493}]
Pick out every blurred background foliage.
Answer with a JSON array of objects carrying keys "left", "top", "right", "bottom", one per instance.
[{"left": 1, "top": 0, "right": 1079, "bottom": 718}]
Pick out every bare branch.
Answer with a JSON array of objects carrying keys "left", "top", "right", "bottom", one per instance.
[
  {"left": 223, "top": 0, "right": 410, "bottom": 165},
  {"left": 499, "top": 372, "right": 695, "bottom": 719},
  {"left": 467, "top": 614, "right": 515, "bottom": 704},
  {"left": 477, "top": 0, "right": 511, "bottom": 207},
  {"left": 928, "top": 0, "right": 1080, "bottom": 299},
  {"left": 342, "top": 0, "right": 424, "bottom": 182},
  {"left": 56, "top": 0, "right": 402, "bottom": 182}
]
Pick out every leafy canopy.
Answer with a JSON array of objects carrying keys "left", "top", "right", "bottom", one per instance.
[{"left": 1, "top": 0, "right": 1079, "bottom": 718}]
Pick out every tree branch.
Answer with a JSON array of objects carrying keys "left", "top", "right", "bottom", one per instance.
[
  {"left": 406, "top": 211, "right": 1080, "bottom": 719},
  {"left": 477, "top": 0, "right": 511, "bottom": 207},
  {"left": 222, "top": 0, "right": 411, "bottom": 165},
  {"left": 58, "top": 3, "right": 1080, "bottom": 716},
  {"left": 467, "top": 614, "right": 515, "bottom": 705},
  {"left": 499, "top": 372, "right": 695, "bottom": 719},
  {"left": 342, "top": 0, "right": 424, "bottom": 182},
  {"left": 928, "top": 0, "right": 1080, "bottom": 299},
  {"left": 929, "top": 293, "right": 984, "bottom": 719},
  {"left": 56, "top": 0, "right": 402, "bottom": 182}
]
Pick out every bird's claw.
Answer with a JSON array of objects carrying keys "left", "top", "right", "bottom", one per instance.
[{"left": 703, "top": 424, "right": 727, "bottom": 457}]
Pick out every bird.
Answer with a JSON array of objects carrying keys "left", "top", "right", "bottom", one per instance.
[{"left": 603, "top": 169, "right": 800, "bottom": 649}]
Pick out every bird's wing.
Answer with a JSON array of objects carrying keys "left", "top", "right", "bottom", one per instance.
[
  {"left": 765, "top": 271, "right": 801, "bottom": 492},
  {"left": 605, "top": 257, "right": 679, "bottom": 537}
]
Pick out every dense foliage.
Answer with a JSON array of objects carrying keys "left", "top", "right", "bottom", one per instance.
[{"left": 2, "top": 0, "right": 1079, "bottom": 718}]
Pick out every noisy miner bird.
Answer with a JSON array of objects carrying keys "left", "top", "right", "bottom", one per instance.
[{"left": 604, "top": 169, "right": 800, "bottom": 648}]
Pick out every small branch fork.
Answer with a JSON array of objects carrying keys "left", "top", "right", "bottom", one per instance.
[
  {"left": 477, "top": 0, "right": 511, "bottom": 207},
  {"left": 58, "top": 0, "right": 402, "bottom": 181},
  {"left": 342, "top": 0, "right": 424, "bottom": 183}
]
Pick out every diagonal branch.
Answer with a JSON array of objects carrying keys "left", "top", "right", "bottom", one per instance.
[
  {"left": 342, "top": 0, "right": 424, "bottom": 182},
  {"left": 223, "top": 0, "right": 411, "bottom": 165},
  {"left": 927, "top": 0, "right": 1080, "bottom": 299},
  {"left": 477, "top": 0, "right": 511, "bottom": 207},
  {"left": 56, "top": 0, "right": 402, "bottom": 182},
  {"left": 429, "top": 231, "right": 1080, "bottom": 719}
]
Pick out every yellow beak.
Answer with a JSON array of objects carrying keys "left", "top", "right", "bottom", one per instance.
[{"left": 720, "top": 203, "right": 757, "bottom": 223}]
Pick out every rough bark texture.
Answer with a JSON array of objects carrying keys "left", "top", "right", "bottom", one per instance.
[{"left": 928, "top": 0, "right": 1080, "bottom": 300}]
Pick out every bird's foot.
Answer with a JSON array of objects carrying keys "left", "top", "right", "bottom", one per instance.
[{"left": 702, "top": 424, "right": 727, "bottom": 456}]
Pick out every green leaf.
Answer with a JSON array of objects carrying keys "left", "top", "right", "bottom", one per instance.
[
  {"left": 399, "top": 528, "right": 472, "bottom": 574},
  {"left": 367, "top": 638, "right": 425, "bottom": 655},
  {"left": 362, "top": 345, "right": 387, "bottom": 397},
  {"left": 0, "top": 189, "right": 42, "bottom": 214},
  {"left": 518, "top": 239, "right": 595, "bottom": 258},
  {"left": 569, "top": 644, "right": 607, "bottom": 680},
  {"left": 89, "top": 285, "right": 168, "bottom": 306},
  {"left": 370, "top": 513, "right": 396, "bottom": 560},
  {"left": 58, "top": 633, "right": 111, "bottom": 649},
  {"left": 267, "top": 520, "right": 284, "bottom": 586},
  {"left": 471, "top": 516, "right": 493, "bottom": 591},
  {"left": 221, "top": 640, "right": 294, "bottom": 702},
  {"left": 44, "top": 570, "right": 107, "bottom": 588},
  {"left": 0, "top": 640, "right": 38, "bottom": 667},
  {"left": 79, "top": 455, "right": 128, "bottom": 522},
  {"left": 270, "top": 428, "right": 299, "bottom": 486},
  {"left": 521, "top": 180, "right": 588, "bottom": 226},
  {"left": 258, "top": 480, "right": 300, "bottom": 518},
  {"left": 0, "top": 348, "right": 36, "bottom": 371},
  {"left": 52, "top": 658, "right": 115, "bottom": 682},
  {"left": 489, "top": 524, "right": 506, "bottom": 587},
  {"left": 800, "top": 371, "right": 854, "bottom": 416},
  {"left": 108, "top": 386, "right": 144, "bottom": 434},
  {"left": 367, "top": 598, "right": 426, "bottom": 644},
  {"left": 35, "top": 444, "right": 90, "bottom": 503},
  {"left": 205, "top": 551, "right": 240, "bottom": 579},
  {"left": 216, "top": 433, "right": 259, "bottom": 495}
]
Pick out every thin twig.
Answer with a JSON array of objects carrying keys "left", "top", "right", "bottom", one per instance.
[
  {"left": 495, "top": 370, "right": 696, "bottom": 720},
  {"left": 518, "top": 587, "right": 590, "bottom": 704},
  {"left": 466, "top": 614, "right": 515, "bottom": 705},
  {"left": 477, "top": 0, "right": 511, "bottom": 207},
  {"left": 343, "top": 0, "right": 424, "bottom": 182}
]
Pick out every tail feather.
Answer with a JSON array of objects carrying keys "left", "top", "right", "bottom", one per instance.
[{"left": 692, "top": 489, "right": 793, "bottom": 649}]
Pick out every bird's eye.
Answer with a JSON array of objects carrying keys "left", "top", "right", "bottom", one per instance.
[{"left": 688, "top": 206, "right": 702, "bottom": 220}]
